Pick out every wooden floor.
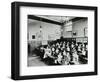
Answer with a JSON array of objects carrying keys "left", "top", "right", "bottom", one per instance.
[{"left": 28, "top": 54, "right": 47, "bottom": 67}]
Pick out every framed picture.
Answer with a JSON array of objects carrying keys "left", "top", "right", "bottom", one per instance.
[{"left": 11, "top": 1, "right": 98, "bottom": 80}]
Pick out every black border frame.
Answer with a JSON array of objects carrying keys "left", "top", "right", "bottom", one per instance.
[{"left": 11, "top": 1, "right": 98, "bottom": 80}]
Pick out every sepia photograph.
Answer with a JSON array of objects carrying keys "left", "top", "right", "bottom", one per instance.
[{"left": 27, "top": 15, "right": 88, "bottom": 67}]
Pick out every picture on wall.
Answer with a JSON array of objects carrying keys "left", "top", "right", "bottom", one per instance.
[{"left": 11, "top": 2, "right": 98, "bottom": 80}]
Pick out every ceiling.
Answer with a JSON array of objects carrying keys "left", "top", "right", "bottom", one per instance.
[
  {"left": 28, "top": 15, "right": 76, "bottom": 24},
  {"left": 37, "top": 15, "right": 75, "bottom": 22}
]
